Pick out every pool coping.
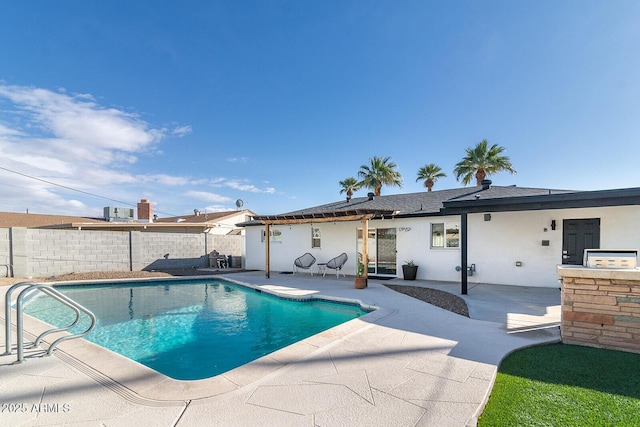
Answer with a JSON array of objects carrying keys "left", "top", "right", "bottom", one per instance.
[{"left": 4, "top": 275, "right": 391, "bottom": 404}]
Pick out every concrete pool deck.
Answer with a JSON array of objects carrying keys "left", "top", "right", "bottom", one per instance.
[{"left": 1, "top": 272, "right": 561, "bottom": 426}]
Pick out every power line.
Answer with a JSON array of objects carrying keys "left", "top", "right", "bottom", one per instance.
[{"left": 0, "top": 165, "right": 179, "bottom": 217}]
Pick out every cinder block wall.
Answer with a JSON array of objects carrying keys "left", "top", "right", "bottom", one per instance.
[
  {"left": 0, "top": 228, "right": 10, "bottom": 277},
  {"left": 207, "top": 234, "right": 244, "bottom": 267},
  {"left": 562, "top": 275, "right": 640, "bottom": 354},
  {"left": 1, "top": 227, "right": 245, "bottom": 278},
  {"left": 137, "top": 232, "right": 208, "bottom": 270},
  {"left": 24, "top": 229, "right": 131, "bottom": 277}
]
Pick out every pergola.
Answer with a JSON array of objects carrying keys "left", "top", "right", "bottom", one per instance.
[{"left": 251, "top": 209, "right": 398, "bottom": 279}]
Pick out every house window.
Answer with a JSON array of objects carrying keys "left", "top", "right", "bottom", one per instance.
[
  {"left": 261, "top": 229, "right": 282, "bottom": 242},
  {"left": 311, "top": 227, "right": 321, "bottom": 248},
  {"left": 431, "top": 222, "right": 460, "bottom": 248}
]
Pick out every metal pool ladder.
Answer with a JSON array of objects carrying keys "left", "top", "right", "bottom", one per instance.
[{"left": 3, "top": 282, "right": 96, "bottom": 363}]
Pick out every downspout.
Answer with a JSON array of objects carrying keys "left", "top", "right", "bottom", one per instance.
[{"left": 461, "top": 212, "right": 468, "bottom": 295}]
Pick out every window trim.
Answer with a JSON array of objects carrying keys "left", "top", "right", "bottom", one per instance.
[
  {"left": 311, "top": 226, "right": 321, "bottom": 248},
  {"left": 261, "top": 228, "right": 282, "bottom": 243},
  {"left": 431, "top": 221, "right": 460, "bottom": 249}
]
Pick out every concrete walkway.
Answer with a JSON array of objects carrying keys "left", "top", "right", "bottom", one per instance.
[{"left": 1, "top": 272, "right": 560, "bottom": 426}]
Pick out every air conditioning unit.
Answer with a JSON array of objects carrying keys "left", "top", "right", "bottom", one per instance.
[{"left": 103, "top": 207, "right": 134, "bottom": 222}]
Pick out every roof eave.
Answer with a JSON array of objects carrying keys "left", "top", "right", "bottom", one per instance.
[{"left": 441, "top": 187, "right": 640, "bottom": 214}]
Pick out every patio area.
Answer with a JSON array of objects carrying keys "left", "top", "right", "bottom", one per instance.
[{"left": 0, "top": 271, "right": 560, "bottom": 426}]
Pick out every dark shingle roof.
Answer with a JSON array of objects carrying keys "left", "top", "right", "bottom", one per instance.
[
  {"left": 242, "top": 184, "right": 640, "bottom": 226},
  {"left": 278, "top": 186, "right": 575, "bottom": 219},
  {"left": 446, "top": 186, "right": 573, "bottom": 202}
]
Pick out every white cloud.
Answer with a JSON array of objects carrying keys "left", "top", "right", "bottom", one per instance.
[
  {"left": 208, "top": 177, "right": 228, "bottom": 186},
  {"left": 172, "top": 125, "right": 192, "bottom": 137},
  {"left": 0, "top": 83, "right": 275, "bottom": 217},
  {"left": 189, "top": 178, "right": 210, "bottom": 185},
  {"left": 202, "top": 205, "right": 234, "bottom": 212},
  {"left": 227, "top": 156, "right": 249, "bottom": 163},
  {"left": 0, "top": 83, "right": 193, "bottom": 215},
  {"left": 0, "top": 123, "right": 23, "bottom": 136},
  {"left": 226, "top": 181, "right": 261, "bottom": 192},
  {"left": 0, "top": 85, "right": 165, "bottom": 172},
  {"left": 0, "top": 86, "right": 160, "bottom": 154},
  {"left": 185, "top": 191, "right": 233, "bottom": 203},
  {"left": 209, "top": 177, "right": 275, "bottom": 194},
  {"left": 138, "top": 174, "right": 191, "bottom": 186},
  {"left": 8, "top": 154, "right": 73, "bottom": 174}
]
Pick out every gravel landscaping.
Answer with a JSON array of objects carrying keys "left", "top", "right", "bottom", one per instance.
[{"left": 383, "top": 284, "right": 470, "bottom": 317}]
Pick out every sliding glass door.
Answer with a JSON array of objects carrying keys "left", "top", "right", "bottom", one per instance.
[{"left": 356, "top": 228, "right": 397, "bottom": 277}]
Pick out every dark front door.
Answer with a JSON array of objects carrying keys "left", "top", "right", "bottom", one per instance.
[{"left": 562, "top": 218, "right": 600, "bottom": 264}]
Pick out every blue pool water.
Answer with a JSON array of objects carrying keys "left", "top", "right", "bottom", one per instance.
[{"left": 24, "top": 279, "right": 367, "bottom": 380}]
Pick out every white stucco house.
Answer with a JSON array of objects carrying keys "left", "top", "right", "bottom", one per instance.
[{"left": 240, "top": 182, "right": 640, "bottom": 293}]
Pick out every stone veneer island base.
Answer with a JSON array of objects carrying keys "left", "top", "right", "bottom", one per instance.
[{"left": 557, "top": 265, "right": 640, "bottom": 354}]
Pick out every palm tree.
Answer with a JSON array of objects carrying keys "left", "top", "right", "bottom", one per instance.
[
  {"left": 357, "top": 156, "right": 403, "bottom": 196},
  {"left": 453, "top": 139, "right": 516, "bottom": 186},
  {"left": 416, "top": 163, "right": 447, "bottom": 192},
  {"left": 339, "top": 177, "right": 360, "bottom": 201}
]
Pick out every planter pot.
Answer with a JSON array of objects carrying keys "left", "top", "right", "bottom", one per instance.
[
  {"left": 402, "top": 265, "right": 418, "bottom": 280},
  {"left": 354, "top": 277, "right": 368, "bottom": 289}
]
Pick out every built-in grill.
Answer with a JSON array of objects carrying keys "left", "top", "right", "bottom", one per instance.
[{"left": 584, "top": 249, "right": 638, "bottom": 269}]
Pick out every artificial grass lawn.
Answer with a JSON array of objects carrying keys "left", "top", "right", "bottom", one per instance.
[{"left": 479, "top": 343, "right": 640, "bottom": 426}]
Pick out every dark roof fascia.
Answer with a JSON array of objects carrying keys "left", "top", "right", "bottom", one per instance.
[
  {"left": 440, "top": 187, "right": 640, "bottom": 214},
  {"left": 390, "top": 211, "right": 448, "bottom": 219},
  {"left": 237, "top": 220, "right": 264, "bottom": 227}
]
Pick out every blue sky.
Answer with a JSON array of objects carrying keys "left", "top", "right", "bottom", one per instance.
[{"left": 1, "top": 1, "right": 639, "bottom": 218}]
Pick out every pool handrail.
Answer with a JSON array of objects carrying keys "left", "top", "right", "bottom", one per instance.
[
  {"left": 3, "top": 282, "right": 96, "bottom": 363},
  {"left": 4, "top": 281, "right": 36, "bottom": 356}
]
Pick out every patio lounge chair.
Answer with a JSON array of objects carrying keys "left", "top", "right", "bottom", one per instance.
[
  {"left": 293, "top": 252, "right": 316, "bottom": 275},
  {"left": 324, "top": 252, "right": 348, "bottom": 278}
]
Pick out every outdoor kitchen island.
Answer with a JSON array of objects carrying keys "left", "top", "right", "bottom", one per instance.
[{"left": 558, "top": 251, "right": 640, "bottom": 354}]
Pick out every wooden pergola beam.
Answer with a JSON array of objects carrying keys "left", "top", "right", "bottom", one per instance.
[
  {"left": 253, "top": 208, "right": 397, "bottom": 225},
  {"left": 259, "top": 214, "right": 375, "bottom": 225},
  {"left": 259, "top": 212, "right": 385, "bottom": 278}
]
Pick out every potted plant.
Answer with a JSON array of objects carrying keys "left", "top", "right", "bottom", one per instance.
[
  {"left": 354, "top": 260, "right": 367, "bottom": 289},
  {"left": 402, "top": 260, "right": 418, "bottom": 280}
]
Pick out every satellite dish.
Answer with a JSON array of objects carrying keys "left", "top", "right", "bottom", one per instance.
[{"left": 235, "top": 199, "right": 244, "bottom": 209}]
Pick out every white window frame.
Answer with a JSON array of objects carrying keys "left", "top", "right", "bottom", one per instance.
[
  {"left": 311, "top": 226, "right": 321, "bottom": 248},
  {"left": 261, "top": 228, "right": 282, "bottom": 243},
  {"left": 431, "top": 222, "right": 460, "bottom": 249}
]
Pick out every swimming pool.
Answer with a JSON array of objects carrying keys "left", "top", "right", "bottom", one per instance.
[{"left": 23, "top": 278, "right": 367, "bottom": 380}]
